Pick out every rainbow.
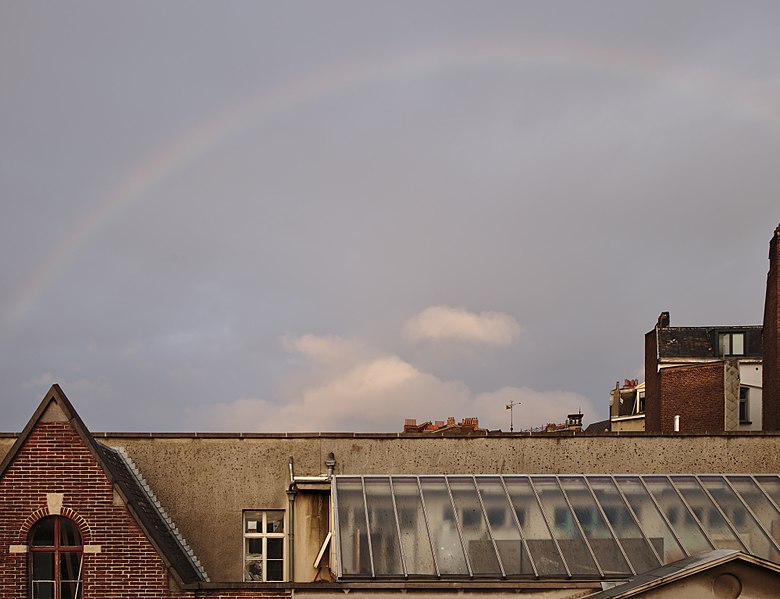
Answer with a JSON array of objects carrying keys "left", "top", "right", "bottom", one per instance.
[{"left": 7, "top": 38, "right": 779, "bottom": 323}]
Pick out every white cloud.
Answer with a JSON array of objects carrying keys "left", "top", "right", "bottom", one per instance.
[
  {"left": 404, "top": 305, "right": 521, "bottom": 346},
  {"left": 189, "top": 333, "right": 593, "bottom": 432}
]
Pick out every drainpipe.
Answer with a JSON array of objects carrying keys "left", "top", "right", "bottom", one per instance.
[
  {"left": 325, "top": 452, "right": 336, "bottom": 480},
  {"left": 287, "top": 457, "right": 297, "bottom": 582}
]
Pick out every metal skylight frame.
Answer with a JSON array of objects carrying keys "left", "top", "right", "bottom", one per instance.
[{"left": 332, "top": 474, "right": 780, "bottom": 580}]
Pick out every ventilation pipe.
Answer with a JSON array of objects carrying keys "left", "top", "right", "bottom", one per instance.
[
  {"left": 674, "top": 415, "right": 680, "bottom": 432},
  {"left": 287, "top": 457, "right": 297, "bottom": 582}
]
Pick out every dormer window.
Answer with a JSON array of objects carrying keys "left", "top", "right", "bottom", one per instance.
[{"left": 719, "top": 332, "right": 744, "bottom": 356}]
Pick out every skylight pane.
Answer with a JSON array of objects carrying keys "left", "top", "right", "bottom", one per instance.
[
  {"left": 670, "top": 476, "right": 742, "bottom": 550},
  {"left": 559, "top": 476, "right": 632, "bottom": 576},
  {"left": 391, "top": 477, "right": 436, "bottom": 576},
  {"left": 754, "top": 475, "right": 780, "bottom": 509},
  {"left": 335, "top": 477, "right": 371, "bottom": 576},
  {"left": 614, "top": 476, "right": 687, "bottom": 563},
  {"left": 587, "top": 477, "right": 661, "bottom": 573},
  {"left": 643, "top": 476, "right": 713, "bottom": 556},
  {"left": 531, "top": 477, "right": 599, "bottom": 576},
  {"left": 448, "top": 477, "right": 502, "bottom": 576},
  {"left": 504, "top": 477, "right": 566, "bottom": 576},
  {"left": 365, "top": 478, "right": 404, "bottom": 576},
  {"left": 419, "top": 477, "right": 469, "bottom": 575},
  {"left": 727, "top": 476, "right": 780, "bottom": 556},
  {"left": 700, "top": 475, "right": 779, "bottom": 561},
  {"left": 476, "top": 477, "right": 535, "bottom": 576}
]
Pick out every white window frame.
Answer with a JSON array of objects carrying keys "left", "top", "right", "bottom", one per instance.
[
  {"left": 243, "top": 510, "right": 286, "bottom": 582},
  {"left": 719, "top": 332, "right": 745, "bottom": 356}
]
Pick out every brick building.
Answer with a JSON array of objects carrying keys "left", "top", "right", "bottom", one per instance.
[
  {"left": 4, "top": 386, "right": 780, "bottom": 598},
  {"left": 644, "top": 223, "right": 780, "bottom": 433}
]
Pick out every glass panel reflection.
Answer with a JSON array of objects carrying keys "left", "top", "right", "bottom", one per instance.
[
  {"left": 531, "top": 477, "right": 599, "bottom": 575},
  {"left": 335, "top": 477, "right": 371, "bottom": 576},
  {"left": 643, "top": 476, "right": 713, "bottom": 556},
  {"left": 703, "top": 475, "right": 779, "bottom": 561},
  {"left": 504, "top": 476, "right": 566, "bottom": 576},
  {"left": 614, "top": 476, "right": 686, "bottom": 563},
  {"left": 60, "top": 519, "right": 82, "bottom": 547},
  {"left": 559, "top": 476, "right": 631, "bottom": 575},
  {"left": 476, "top": 476, "right": 534, "bottom": 576},
  {"left": 728, "top": 475, "right": 780, "bottom": 557},
  {"left": 392, "top": 477, "right": 436, "bottom": 576},
  {"left": 365, "top": 477, "right": 404, "bottom": 576},
  {"left": 449, "top": 477, "right": 502, "bottom": 575},
  {"left": 670, "top": 476, "right": 742, "bottom": 550},
  {"left": 420, "top": 477, "right": 468, "bottom": 575},
  {"left": 588, "top": 477, "right": 661, "bottom": 573}
]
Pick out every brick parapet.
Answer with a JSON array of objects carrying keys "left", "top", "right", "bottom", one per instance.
[{"left": 658, "top": 362, "right": 725, "bottom": 433}]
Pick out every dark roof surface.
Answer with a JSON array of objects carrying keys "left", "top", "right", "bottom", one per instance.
[
  {"left": 656, "top": 326, "right": 762, "bottom": 359},
  {"left": 584, "top": 419, "right": 611, "bottom": 433},
  {"left": 98, "top": 443, "right": 207, "bottom": 584}
]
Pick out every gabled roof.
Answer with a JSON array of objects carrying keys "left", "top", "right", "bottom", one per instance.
[
  {"left": 0, "top": 385, "right": 207, "bottom": 586},
  {"left": 585, "top": 550, "right": 780, "bottom": 597}
]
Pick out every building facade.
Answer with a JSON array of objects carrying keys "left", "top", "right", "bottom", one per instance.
[{"left": 4, "top": 386, "right": 780, "bottom": 598}]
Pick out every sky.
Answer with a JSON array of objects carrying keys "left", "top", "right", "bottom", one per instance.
[{"left": 1, "top": 1, "right": 779, "bottom": 433}]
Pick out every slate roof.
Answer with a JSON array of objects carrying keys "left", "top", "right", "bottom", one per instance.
[
  {"left": 656, "top": 325, "right": 762, "bottom": 359},
  {"left": 584, "top": 418, "right": 611, "bottom": 433},
  {"left": 98, "top": 443, "right": 208, "bottom": 584}
]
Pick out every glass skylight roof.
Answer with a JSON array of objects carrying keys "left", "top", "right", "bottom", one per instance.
[{"left": 332, "top": 474, "right": 780, "bottom": 580}]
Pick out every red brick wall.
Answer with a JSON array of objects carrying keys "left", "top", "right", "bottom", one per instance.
[
  {"left": 644, "top": 329, "right": 661, "bottom": 432},
  {"left": 0, "top": 418, "right": 293, "bottom": 599},
  {"left": 763, "top": 225, "right": 780, "bottom": 430},
  {"left": 0, "top": 421, "right": 190, "bottom": 599},
  {"left": 657, "top": 363, "right": 725, "bottom": 433}
]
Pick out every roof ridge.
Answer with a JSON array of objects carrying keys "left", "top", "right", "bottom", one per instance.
[{"left": 110, "top": 445, "right": 210, "bottom": 582}]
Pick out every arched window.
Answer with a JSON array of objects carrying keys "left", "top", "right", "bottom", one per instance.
[{"left": 29, "top": 516, "right": 82, "bottom": 599}]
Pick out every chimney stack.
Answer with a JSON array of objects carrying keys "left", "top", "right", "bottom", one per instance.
[{"left": 762, "top": 224, "right": 780, "bottom": 430}]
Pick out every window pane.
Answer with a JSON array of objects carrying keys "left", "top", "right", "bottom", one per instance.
[
  {"left": 587, "top": 477, "right": 660, "bottom": 573},
  {"left": 266, "top": 559, "right": 284, "bottom": 581},
  {"left": 476, "top": 477, "right": 533, "bottom": 576},
  {"left": 504, "top": 477, "right": 566, "bottom": 576},
  {"left": 643, "top": 477, "right": 713, "bottom": 555},
  {"left": 244, "top": 511, "right": 263, "bottom": 533},
  {"left": 700, "top": 475, "right": 778, "bottom": 561},
  {"left": 245, "top": 558, "right": 263, "bottom": 581},
  {"left": 60, "top": 553, "right": 82, "bottom": 581},
  {"left": 719, "top": 334, "right": 729, "bottom": 355},
  {"left": 365, "top": 477, "right": 403, "bottom": 576},
  {"left": 671, "top": 476, "right": 742, "bottom": 550},
  {"left": 559, "top": 477, "right": 631, "bottom": 576},
  {"left": 60, "top": 582, "right": 82, "bottom": 599},
  {"left": 614, "top": 476, "right": 686, "bottom": 563},
  {"left": 31, "top": 518, "right": 55, "bottom": 546},
  {"left": 420, "top": 476, "right": 468, "bottom": 575},
  {"left": 728, "top": 476, "right": 780, "bottom": 553},
  {"left": 32, "top": 582, "right": 55, "bottom": 599},
  {"left": 266, "top": 511, "right": 284, "bottom": 534},
  {"left": 267, "top": 538, "right": 283, "bottom": 560},
  {"left": 449, "top": 477, "right": 501, "bottom": 576},
  {"left": 531, "top": 477, "right": 599, "bottom": 576},
  {"left": 32, "top": 552, "right": 55, "bottom": 580},
  {"left": 732, "top": 333, "right": 744, "bottom": 355},
  {"left": 335, "top": 477, "right": 371, "bottom": 576},
  {"left": 246, "top": 538, "right": 262, "bottom": 558},
  {"left": 391, "top": 477, "right": 436, "bottom": 576},
  {"left": 60, "top": 519, "right": 81, "bottom": 547}
]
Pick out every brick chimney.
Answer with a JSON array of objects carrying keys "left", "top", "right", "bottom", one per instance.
[{"left": 763, "top": 224, "right": 780, "bottom": 430}]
